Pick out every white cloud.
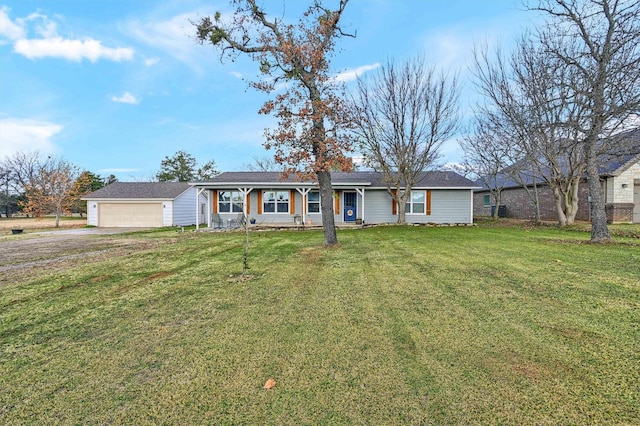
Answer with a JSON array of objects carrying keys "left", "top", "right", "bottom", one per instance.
[
  {"left": 1, "top": 7, "right": 133, "bottom": 62},
  {"left": 423, "top": 31, "right": 472, "bottom": 73},
  {"left": 111, "top": 92, "right": 140, "bottom": 104},
  {"left": 24, "top": 11, "right": 58, "bottom": 38},
  {"left": 0, "top": 6, "right": 25, "bottom": 41},
  {"left": 229, "top": 71, "right": 243, "bottom": 79},
  {"left": 15, "top": 37, "right": 134, "bottom": 62},
  {"left": 124, "top": 12, "right": 205, "bottom": 71},
  {"left": 333, "top": 63, "right": 381, "bottom": 83},
  {"left": 0, "top": 118, "right": 62, "bottom": 159},
  {"left": 144, "top": 57, "right": 159, "bottom": 67}
]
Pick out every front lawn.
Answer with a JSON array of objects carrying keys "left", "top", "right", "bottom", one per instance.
[{"left": 1, "top": 225, "right": 638, "bottom": 424}]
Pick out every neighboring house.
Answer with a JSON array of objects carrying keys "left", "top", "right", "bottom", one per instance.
[
  {"left": 473, "top": 129, "right": 640, "bottom": 224},
  {"left": 189, "top": 171, "right": 479, "bottom": 228},
  {"left": 82, "top": 182, "right": 206, "bottom": 227}
]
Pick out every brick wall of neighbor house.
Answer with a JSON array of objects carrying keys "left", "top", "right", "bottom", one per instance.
[
  {"left": 474, "top": 184, "right": 591, "bottom": 221},
  {"left": 605, "top": 203, "right": 635, "bottom": 223}
]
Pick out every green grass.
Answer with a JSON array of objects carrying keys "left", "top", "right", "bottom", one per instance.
[{"left": 1, "top": 225, "right": 639, "bottom": 424}]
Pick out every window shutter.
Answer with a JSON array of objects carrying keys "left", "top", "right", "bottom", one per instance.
[
  {"left": 426, "top": 190, "right": 432, "bottom": 215},
  {"left": 290, "top": 190, "right": 296, "bottom": 214},
  {"left": 391, "top": 189, "right": 397, "bottom": 215},
  {"left": 334, "top": 190, "right": 341, "bottom": 213},
  {"left": 258, "top": 191, "right": 263, "bottom": 214},
  {"left": 212, "top": 190, "right": 218, "bottom": 213},
  {"left": 246, "top": 192, "right": 251, "bottom": 214}
]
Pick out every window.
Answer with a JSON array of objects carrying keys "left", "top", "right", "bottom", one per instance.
[
  {"left": 219, "top": 191, "right": 244, "bottom": 213},
  {"left": 307, "top": 191, "right": 320, "bottom": 213},
  {"left": 483, "top": 194, "right": 490, "bottom": 207},
  {"left": 405, "top": 191, "right": 425, "bottom": 214},
  {"left": 263, "top": 190, "right": 289, "bottom": 213}
]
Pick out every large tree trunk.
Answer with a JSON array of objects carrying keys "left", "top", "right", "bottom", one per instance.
[
  {"left": 564, "top": 178, "right": 580, "bottom": 226},
  {"left": 396, "top": 190, "right": 409, "bottom": 224},
  {"left": 552, "top": 186, "right": 568, "bottom": 226},
  {"left": 317, "top": 170, "right": 338, "bottom": 246},
  {"left": 585, "top": 139, "right": 611, "bottom": 242},
  {"left": 492, "top": 190, "right": 502, "bottom": 220},
  {"left": 532, "top": 181, "right": 541, "bottom": 224}
]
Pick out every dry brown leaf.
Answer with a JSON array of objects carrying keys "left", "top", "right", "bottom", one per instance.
[{"left": 263, "top": 378, "right": 276, "bottom": 389}]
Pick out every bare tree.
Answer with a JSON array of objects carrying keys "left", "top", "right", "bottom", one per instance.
[
  {"left": 1, "top": 151, "right": 42, "bottom": 195},
  {"left": 242, "top": 155, "right": 284, "bottom": 172},
  {"left": 194, "top": 0, "right": 355, "bottom": 246},
  {"left": 352, "top": 57, "right": 460, "bottom": 224},
  {"left": 461, "top": 114, "right": 517, "bottom": 220},
  {"left": 472, "top": 39, "right": 588, "bottom": 226},
  {"left": 527, "top": 0, "right": 640, "bottom": 241},
  {"left": 0, "top": 165, "right": 17, "bottom": 217},
  {"left": 20, "top": 157, "right": 79, "bottom": 227}
]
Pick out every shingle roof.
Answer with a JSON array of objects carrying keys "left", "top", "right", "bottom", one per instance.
[
  {"left": 83, "top": 182, "right": 191, "bottom": 199},
  {"left": 194, "top": 170, "right": 478, "bottom": 188},
  {"left": 599, "top": 128, "right": 640, "bottom": 175},
  {"left": 475, "top": 127, "right": 640, "bottom": 191}
]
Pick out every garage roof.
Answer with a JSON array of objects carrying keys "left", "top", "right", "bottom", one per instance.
[{"left": 83, "top": 182, "right": 191, "bottom": 200}]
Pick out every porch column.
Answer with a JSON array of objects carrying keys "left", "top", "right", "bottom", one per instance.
[
  {"left": 296, "top": 187, "right": 311, "bottom": 224},
  {"left": 355, "top": 187, "right": 365, "bottom": 224},
  {"left": 196, "top": 187, "right": 206, "bottom": 231},
  {"left": 206, "top": 189, "right": 211, "bottom": 228}
]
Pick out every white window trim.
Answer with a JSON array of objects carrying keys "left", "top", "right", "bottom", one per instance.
[
  {"left": 405, "top": 190, "right": 426, "bottom": 215},
  {"left": 307, "top": 191, "right": 321, "bottom": 214},
  {"left": 262, "top": 190, "right": 290, "bottom": 214},
  {"left": 218, "top": 190, "right": 244, "bottom": 213}
]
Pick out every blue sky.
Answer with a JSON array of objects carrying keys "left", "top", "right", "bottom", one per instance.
[{"left": 1, "top": 0, "right": 535, "bottom": 181}]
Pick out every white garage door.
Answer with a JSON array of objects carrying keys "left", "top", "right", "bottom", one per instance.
[{"left": 98, "top": 203, "right": 163, "bottom": 227}]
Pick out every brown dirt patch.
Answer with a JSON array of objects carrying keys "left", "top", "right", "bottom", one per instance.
[
  {"left": 0, "top": 217, "right": 86, "bottom": 232},
  {"left": 0, "top": 233, "right": 159, "bottom": 286}
]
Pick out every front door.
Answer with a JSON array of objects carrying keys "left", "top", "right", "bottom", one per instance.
[{"left": 343, "top": 192, "right": 357, "bottom": 222}]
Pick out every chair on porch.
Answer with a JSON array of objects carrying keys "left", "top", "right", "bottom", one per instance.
[
  {"left": 229, "top": 212, "right": 246, "bottom": 229},
  {"left": 211, "top": 213, "right": 223, "bottom": 229}
]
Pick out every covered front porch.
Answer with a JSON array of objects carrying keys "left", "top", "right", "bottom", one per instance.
[{"left": 191, "top": 182, "right": 369, "bottom": 231}]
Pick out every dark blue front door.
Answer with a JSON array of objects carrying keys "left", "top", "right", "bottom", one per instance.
[{"left": 343, "top": 192, "right": 357, "bottom": 222}]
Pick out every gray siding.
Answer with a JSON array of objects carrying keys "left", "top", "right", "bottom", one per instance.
[
  {"left": 363, "top": 190, "right": 394, "bottom": 223},
  {"left": 212, "top": 188, "right": 473, "bottom": 225},
  {"left": 173, "top": 188, "right": 204, "bottom": 226},
  {"left": 429, "top": 190, "right": 472, "bottom": 223},
  {"left": 363, "top": 189, "right": 473, "bottom": 224}
]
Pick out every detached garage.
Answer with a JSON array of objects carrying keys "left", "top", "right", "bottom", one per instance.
[{"left": 83, "top": 182, "right": 205, "bottom": 228}]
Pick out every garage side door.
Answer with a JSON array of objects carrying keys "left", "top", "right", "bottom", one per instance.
[{"left": 98, "top": 203, "right": 163, "bottom": 227}]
